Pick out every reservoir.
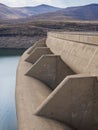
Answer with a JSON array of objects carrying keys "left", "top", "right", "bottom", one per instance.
[{"left": 0, "top": 49, "right": 25, "bottom": 130}]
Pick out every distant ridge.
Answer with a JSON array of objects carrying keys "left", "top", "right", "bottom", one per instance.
[
  {"left": 0, "top": 3, "right": 98, "bottom": 21},
  {"left": 16, "top": 4, "right": 61, "bottom": 16},
  {"left": 28, "top": 3, "right": 98, "bottom": 21},
  {"left": 0, "top": 3, "right": 61, "bottom": 20},
  {"left": 61, "top": 3, "right": 98, "bottom": 20},
  {"left": 0, "top": 3, "right": 25, "bottom": 20}
]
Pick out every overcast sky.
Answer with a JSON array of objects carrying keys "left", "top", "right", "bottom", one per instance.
[{"left": 0, "top": 0, "right": 98, "bottom": 8}]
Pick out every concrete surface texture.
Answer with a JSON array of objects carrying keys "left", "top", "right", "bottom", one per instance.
[
  {"left": 26, "top": 55, "right": 75, "bottom": 89},
  {"left": 16, "top": 32, "right": 98, "bottom": 130},
  {"left": 28, "top": 38, "right": 46, "bottom": 54},
  {"left": 36, "top": 75, "right": 98, "bottom": 130},
  {"left": 46, "top": 32, "right": 98, "bottom": 74},
  {"left": 26, "top": 47, "right": 52, "bottom": 63},
  {"left": 16, "top": 48, "right": 72, "bottom": 130}
]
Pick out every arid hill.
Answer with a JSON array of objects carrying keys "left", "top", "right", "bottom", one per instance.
[
  {"left": 27, "top": 4, "right": 98, "bottom": 21},
  {"left": 0, "top": 3, "right": 61, "bottom": 20}
]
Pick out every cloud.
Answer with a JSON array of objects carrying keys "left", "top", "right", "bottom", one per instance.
[
  {"left": 0, "top": 0, "right": 66, "bottom": 7},
  {"left": 0, "top": 0, "right": 98, "bottom": 7},
  {"left": 29, "top": 0, "right": 69, "bottom": 7},
  {"left": 0, "top": 0, "right": 33, "bottom": 7}
]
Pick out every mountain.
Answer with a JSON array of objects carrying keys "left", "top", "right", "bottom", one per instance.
[
  {"left": 0, "top": 3, "right": 26, "bottom": 20},
  {"left": 28, "top": 4, "right": 98, "bottom": 21},
  {"left": 1, "top": 3, "right": 98, "bottom": 21},
  {"left": 16, "top": 4, "right": 61, "bottom": 16},
  {"left": 0, "top": 4, "right": 61, "bottom": 20},
  {"left": 60, "top": 3, "right": 98, "bottom": 20}
]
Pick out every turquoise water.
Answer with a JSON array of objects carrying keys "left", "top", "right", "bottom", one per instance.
[{"left": 0, "top": 49, "right": 24, "bottom": 130}]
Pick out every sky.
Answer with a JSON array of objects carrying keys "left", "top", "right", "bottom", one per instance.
[{"left": 0, "top": 0, "right": 98, "bottom": 8}]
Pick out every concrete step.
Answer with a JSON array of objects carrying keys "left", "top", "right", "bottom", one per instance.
[
  {"left": 16, "top": 49, "right": 73, "bottom": 130},
  {"left": 27, "top": 38, "right": 46, "bottom": 54},
  {"left": 35, "top": 75, "right": 98, "bottom": 130},
  {"left": 26, "top": 55, "right": 75, "bottom": 90},
  {"left": 26, "top": 47, "right": 52, "bottom": 64}
]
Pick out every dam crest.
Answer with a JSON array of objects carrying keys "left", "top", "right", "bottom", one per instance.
[{"left": 16, "top": 32, "right": 98, "bottom": 130}]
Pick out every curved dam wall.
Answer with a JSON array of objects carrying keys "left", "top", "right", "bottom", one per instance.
[
  {"left": 16, "top": 32, "right": 98, "bottom": 130},
  {"left": 46, "top": 32, "right": 98, "bottom": 75}
]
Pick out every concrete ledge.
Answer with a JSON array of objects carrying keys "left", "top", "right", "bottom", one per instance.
[
  {"left": 26, "top": 47, "right": 52, "bottom": 64},
  {"left": 16, "top": 49, "right": 73, "bottom": 130},
  {"left": 26, "top": 55, "right": 75, "bottom": 89},
  {"left": 35, "top": 75, "right": 98, "bottom": 130},
  {"left": 27, "top": 38, "right": 46, "bottom": 54}
]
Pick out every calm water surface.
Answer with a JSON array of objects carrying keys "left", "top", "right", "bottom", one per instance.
[{"left": 0, "top": 49, "right": 25, "bottom": 130}]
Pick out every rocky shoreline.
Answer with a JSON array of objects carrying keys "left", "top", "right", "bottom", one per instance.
[{"left": 0, "top": 36, "right": 44, "bottom": 49}]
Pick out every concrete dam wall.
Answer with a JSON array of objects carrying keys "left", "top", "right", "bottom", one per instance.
[{"left": 16, "top": 32, "right": 98, "bottom": 130}]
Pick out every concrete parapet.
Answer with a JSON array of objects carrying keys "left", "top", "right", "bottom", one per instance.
[
  {"left": 36, "top": 75, "right": 98, "bottom": 130},
  {"left": 27, "top": 38, "right": 46, "bottom": 54},
  {"left": 48, "top": 32, "right": 98, "bottom": 45},
  {"left": 46, "top": 33, "right": 98, "bottom": 74},
  {"left": 26, "top": 47, "right": 52, "bottom": 64},
  {"left": 26, "top": 55, "right": 75, "bottom": 89}
]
